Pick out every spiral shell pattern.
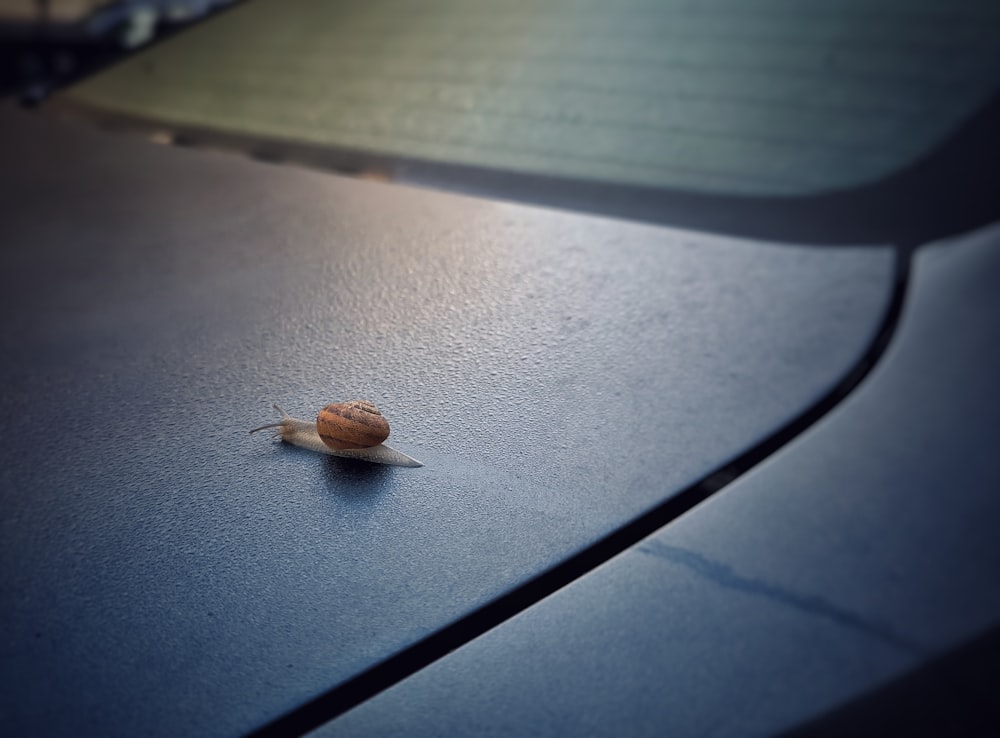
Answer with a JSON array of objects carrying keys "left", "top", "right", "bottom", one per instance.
[{"left": 316, "top": 400, "right": 391, "bottom": 450}]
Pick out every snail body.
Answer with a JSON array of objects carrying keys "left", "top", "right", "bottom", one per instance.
[{"left": 250, "top": 402, "right": 422, "bottom": 468}]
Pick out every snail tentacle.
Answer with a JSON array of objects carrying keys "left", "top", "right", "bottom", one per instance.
[
  {"left": 248, "top": 405, "right": 292, "bottom": 434},
  {"left": 249, "top": 422, "right": 282, "bottom": 434}
]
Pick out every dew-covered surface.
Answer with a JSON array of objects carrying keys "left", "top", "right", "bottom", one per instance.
[{"left": 0, "top": 108, "right": 893, "bottom": 737}]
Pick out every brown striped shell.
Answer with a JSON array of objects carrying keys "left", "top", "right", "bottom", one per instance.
[{"left": 316, "top": 400, "right": 390, "bottom": 450}]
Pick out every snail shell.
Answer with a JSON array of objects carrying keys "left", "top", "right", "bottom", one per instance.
[{"left": 317, "top": 400, "right": 390, "bottom": 450}]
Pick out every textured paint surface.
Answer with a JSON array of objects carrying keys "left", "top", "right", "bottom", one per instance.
[
  {"left": 63, "top": 0, "right": 1000, "bottom": 195},
  {"left": 0, "top": 108, "right": 892, "bottom": 737},
  {"left": 319, "top": 225, "right": 1000, "bottom": 737}
]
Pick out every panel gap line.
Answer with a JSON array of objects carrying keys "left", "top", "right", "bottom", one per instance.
[{"left": 247, "top": 247, "right": 912, "bottom": 738}]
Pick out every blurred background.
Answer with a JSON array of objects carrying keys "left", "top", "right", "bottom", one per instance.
[
  {"left": 0, "top": 0, "right": 236, "bottom": 101},
  {"left": 6, "top": 0, "right": 1000, "bottom": 211}
]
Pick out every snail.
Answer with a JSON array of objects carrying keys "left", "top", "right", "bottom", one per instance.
[{"left": 250, "top": 401, "right": 423, "bottom": 467}]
